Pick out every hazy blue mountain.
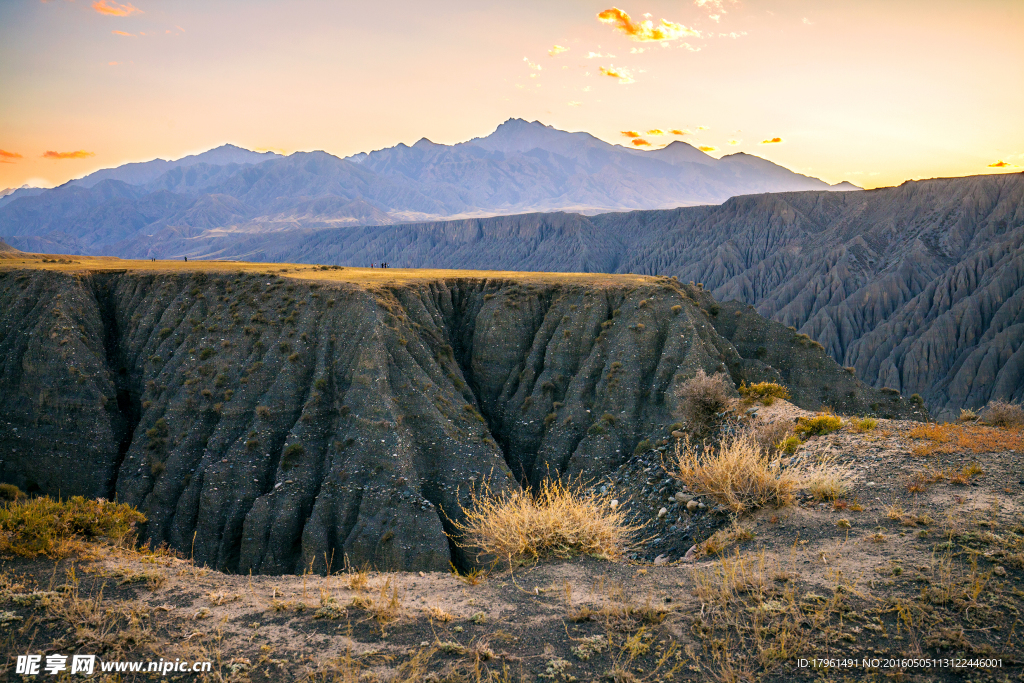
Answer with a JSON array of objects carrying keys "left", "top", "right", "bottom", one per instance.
[
  {"left": 0, "top": 119, "right": 858, "bottom": 253},
  {"left": 65, "top": 144, "right": 283, "bottom": 189}
]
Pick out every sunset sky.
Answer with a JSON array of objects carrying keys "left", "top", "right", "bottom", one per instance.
[{"left": 1, "top": 0, "right": 1021, "bottom": 190}]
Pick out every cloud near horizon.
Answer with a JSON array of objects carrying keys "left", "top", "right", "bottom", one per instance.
[
  {"left": 597, "top": 7, "right": 700, "bottom": 42},
  {"left": 761, "top": 137, "right": 783, "bottom": 144},
  {"left": 599, "top": 65, "right": 634, "bottom": 84},
  {"left": 698, "top": 145, "right": 716, "bottom": 152},
  {"left": 631, "top": 138, "right": 651, "bottom": 146},
  {"left": 92, "top": 0, "right": 142, "bottom": 16},
  {"left": 621, "top": 130, "right": 641, "bottom": 138},
  {"left": 548, "top": 45, "right": 569, "bottom": 56},
  {"left": 988, "top": 160, "right": 1018, "bottom": 168},
  {"left": 0, "top": 150, "right": 24, "bottom": 164},
  {"left": 669, "top": 129, "right": 690, "bottom": 135},
  {"left": 112, "top": 30, "right": 135, "bottom": 37},
  {"left": 43, "top": 150, "right": 95, "bottom": 160},
  {"left": 646, "top": 129, "right": 665, "bottom": 136}
]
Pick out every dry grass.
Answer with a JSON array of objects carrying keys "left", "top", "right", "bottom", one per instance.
[
  {"left": 671, "top": 433, "right": 799, "bottom": 513},
  {"left": 676, "top": 369, "right": 732, "bottom": 436},
  {"left": 452, "top": 478, "right": 644, "bottom": 566},
  {"left": 0, "top": 495, "right": 145, "bottom": 558},
  {"left": 793, "top": 413, "right": 843, "bottom": 438},
  {"left": 803, "top": 455, "right": 857, "bottom": 501},
  {"left": 907, "top": 422, "right": 1024, "bottom": 456}
]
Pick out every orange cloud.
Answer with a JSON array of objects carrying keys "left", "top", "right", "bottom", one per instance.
[
  {"left": 0, "top": 150, "right": 24, "bottom": 163},
  {"left": 698, "top": 145, "right": 717, "bottom": 152},
  {"left": 548, "top": 45, "right": 569, "bottom": 57},
  {"left": 598, "top": 7, "right": 700, "bottom": 42},
  {"left": 92, "top": 0, "right": 142, "bottom": 16},
  {"left": 988, "top": 160, "right": 1018, "bottom": 168},
  {"left": 599, "top": 65, "right": 634, "bottom": 84},
  {"left": 632, "top": 138, "right": 651, "bottom": 146},
  {"left": 669, "top": 129, "right": 690, "bottom": 135},
  {"left": 621, "top": 130, "right": 641, "bottom": 138},
  {"left": 760, "top": 137, "right": 783, "bottom": 144},
  {"left": 112, "top": 30, "right": 134, "bottom": 36},
  {"left": 646, "top": 129, "right": 665, "bottom": 136},
  {"left": 43, "top": 150, "right": 95, "bottom": 160}
]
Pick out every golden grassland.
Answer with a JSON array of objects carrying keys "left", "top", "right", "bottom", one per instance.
[
  {"left": 907, "top": 421, "right": 1024, "bottom": 456},
  {"left": 0, "top": 253, "right": 663, "bottom": 289}
]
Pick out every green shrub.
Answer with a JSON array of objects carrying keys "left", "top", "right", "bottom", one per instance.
[
  {"left": 852, "top": 417, "right": 878, "bottom": 432},
  {"left": 634, "top": 439, "right": 653, "bottom": 456},
  {"left": 780, "top": 436, "right": 801, "bottom": 454},
  {"left": 0, "top": 483, "right": 24, "bottom": 501},
  {"left": 794, "top": 413, "right": 843, "bottom": 438},
  {"left": 587, "top": 423, "right": 606, "bottom": 436},
  {"left": 738, "top": 381, "right": 790, "bottom": 405}
]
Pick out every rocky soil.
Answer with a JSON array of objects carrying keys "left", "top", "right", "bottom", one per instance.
[
  {"left": 1, "top": 408, "right": 1021, "bottom": 682},
  {"left": 0, "top": 260, "right": 922, "bottom": 575}
]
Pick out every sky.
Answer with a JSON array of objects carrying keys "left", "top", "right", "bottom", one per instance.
[{"left": 0, "top": 0, "right": 1022, "bottom": 190}]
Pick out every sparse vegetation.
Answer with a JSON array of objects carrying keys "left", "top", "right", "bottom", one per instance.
[{"left": 851, "top": 416, "right": 878, "bottom": 432}]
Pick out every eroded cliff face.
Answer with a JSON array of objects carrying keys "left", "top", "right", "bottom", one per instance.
[{"left": 0, "top": 269, "right": 919, "bottom": 573}]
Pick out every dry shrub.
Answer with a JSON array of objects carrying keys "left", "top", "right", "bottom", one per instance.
[
  {"left": 698, "top": 521, "right": 755, "bottom": 557},
  {"left": 0, "top": 496, "right": 145, "bottom": 558},
  {"left": 794, "top": 413, "right": 842, "bottom": 438},
  {"left": 676, "top": 369, "right": 732, "bottom": 435},
  {"left": 453, "top": 478, "right": 644, "bottom": 565},
  {"left": 751, "top": 421, "right": 795, "bottom": 455},
  {"left": 671, "top": 433, "right": 800, "bottom": 513},
  {"left": 959, "top": 408, "right": 979, "bottom": 422},
  {"left": 980, "top": 400, "right": 1024, "bottom": 428},
  {"left": 739, "top": 381, "right": 790, "bottom": 406},
  {"left": 907, "top": 422, "right": 1024, "bottom": 456}
]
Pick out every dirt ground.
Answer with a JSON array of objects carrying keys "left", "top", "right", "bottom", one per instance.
[{"left": 2, "top": 405, "right": 1023, "bottom": 682}]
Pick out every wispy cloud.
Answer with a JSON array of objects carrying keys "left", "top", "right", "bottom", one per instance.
[
  {"left": 0, "top": 150, "right": 23, "bottom": 164},
  {"left": 567, "top": 101, "right": 582, "bottom": 107},
  {"left": 669, "top": 129, "right": 691, "bottom": 136},
  {"left": 646, "top": 129, "right": 665, "bottom": 136},
  {"left": 717, "top": 31, "right": 747, "bottom": 38},
  {"left": 112, "top": 30, "right": 135, "bottom": 36},
  {"left": 43, "top": 150, "right": 95, "bottom": 160},
  {"left": 697, "top": 125, "right": 709, "bottom": 131},
  {"left": 599, "top": 65, "right": 635, "bottom": 84},
  {"left": 598, "top": 7, "right": 700, "bottom": 42},
  {"left": 695, "top": 0, "right": 725, "bottom": 10},
  {"left": 698, "top": 145, "right": 716, "bottom": 152},
  {"left": 760, "top": 137, "right": 783, "bottom": 144},
  {"left": 585, "top": 51, "right": 615, "bottom": 59},
  {"left": 802, "top": 17, "right": 813, "bottom": 25},
  {"left": 728, "top": 139, "right": 741, "bottom": 145},
  {"left": 621, "top": 130, "right": 641, "bottom": 138},
  {"left": 523, "top": 57, "right": 542, "bottom": 71},
  {"left": 632, "top": 138, "right": 651, "bottom": 146},
  {"left": 92, "top": 0, "right": 142, "bottom": 16},
  {"left": 548, "top": 45, "right": 569, "bottom": 57},
  {"left": 989, "top": 160, "right": 1018, "bottom": 168}
]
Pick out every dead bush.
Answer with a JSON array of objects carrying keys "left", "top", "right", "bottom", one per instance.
[
  {"left": 676, "top": 369, "right": 732, "bottom": 435},
  {"left": 980, "top": 400, "right": 1024, "bottom": 429},
  {"left": 751, "top": 421, "right": 794, "bottom": 455},
  {"left": 452, "top": 478, "right": 644, "bottom": 566}
]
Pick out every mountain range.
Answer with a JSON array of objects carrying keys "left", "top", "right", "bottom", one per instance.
[{"left": 0, "top": 119, "right": 857, "bottom": 255}]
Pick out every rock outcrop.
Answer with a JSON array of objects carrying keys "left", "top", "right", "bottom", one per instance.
[{"left": 0, "top": 268, "right": 919, "bottom": 573}]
